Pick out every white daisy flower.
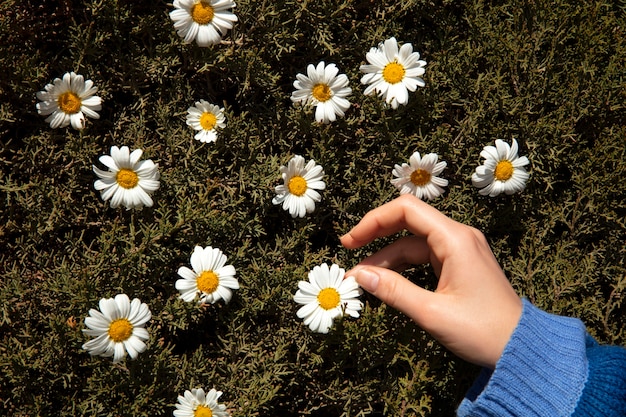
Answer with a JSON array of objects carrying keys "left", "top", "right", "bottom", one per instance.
[
  {"left": 291, "top": 61, "right": 352, "bottom": 124},
  {"left": 35, "top": 71, "right": 102, "bottom": 129},
  {"left": 93, "top": 146, "right": 160, "bottom": 210},
  {"left": 174, "top": 388, "right": 230, "bottom": 417},
  {"left": 272, "top": 155, "right": 326, "bottom": 218},
  {"left": 360, "top": 37, "right": 427, "bottom": 109},
  {"left": 82, "top": 294, "right": 151, "bottom": 363},
  {"left": 170, "top": 0, "right": 238, "bottom": 47},
  {"left": 294, "top": 263, "right": 363, "bottom": 334},
  {"left": 186, "top": 100, "right": 226, "bottom": 143},
  {"left": 391, "top": 151, "right": 448, "bottom": 201},
  {"left": 472, "top": 138, "right": 530, "bottom": 197},
  {"left": 176, "top": 246, "right": 239, "bottom": 305}
]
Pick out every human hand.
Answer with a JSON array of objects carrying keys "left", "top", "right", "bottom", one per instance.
[{"left": 340, "top": 195, "right": 522, "bottom": 369}]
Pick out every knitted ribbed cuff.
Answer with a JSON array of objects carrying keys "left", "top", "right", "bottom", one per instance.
[{"left": 457, "top": 299, "right": 589, "bottom": 417}]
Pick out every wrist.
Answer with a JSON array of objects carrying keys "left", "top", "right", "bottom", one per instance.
[{"left": 458, "top": 299, "right": 589, "bottom": 416}]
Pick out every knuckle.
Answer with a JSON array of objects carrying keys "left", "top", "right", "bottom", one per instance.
[
  {"left": 397, "top": 193, "right": 419, "bottom": 206},
  {"left": 383, "top": 273, "right": 402, "bottom": 308},
  {"left": 468, "top": 226, "right": 490, "bottom": 249}
]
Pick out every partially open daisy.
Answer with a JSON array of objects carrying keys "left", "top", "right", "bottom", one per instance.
[
  {"left": 36, "top": 71, "right": 102, "bottom": 129},
  {"left": 176, "top": 246, "right": 239, "bottom": 305},
  {"left": 174, "top": 388, "right": 230, "bottom": 417},
  {"left": 272, "top": 155, "right": 326, "bottom": 218},
  {"left": 170, "top": 0, "right": 237, "bottom": 47},
  {"left": 391, "top": 151, "right": 448, "bottom": 200},
  {"left": 294, "top": 263, "right": 363, "bottom": 334},
  {"left": 291, "top": 61, "right": 352, "bottom": 124},
  {"left": 472, "top": 138, "right": 530, "bottom": 197},
  {"left": 82, "top": 294, "right": 151, "bottom": 363},
  {"left": 93, "top": 146, "right": 160, "bottom": 210},
  {"left": 186, "top": 100, "right": 226, "bottom": 143},
  {"left": 360, "top": 37, "right": 427, "bottom": 109}
]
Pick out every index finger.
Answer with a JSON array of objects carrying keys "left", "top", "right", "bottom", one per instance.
[{"left": 340, "top": 194, "right": 456, "bottom": 249}]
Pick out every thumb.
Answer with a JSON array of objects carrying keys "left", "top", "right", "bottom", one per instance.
[{"left": 347, "top": 266, "right": 434, "bottom": 325}]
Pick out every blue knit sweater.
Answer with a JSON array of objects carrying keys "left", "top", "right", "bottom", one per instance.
[{"left": 457, "top": 299, "right": 626, "bottom": 416}]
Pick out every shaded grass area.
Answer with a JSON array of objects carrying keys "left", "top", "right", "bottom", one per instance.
[{"left": 1, "top": 0, "right": 625, "bottom": 415}]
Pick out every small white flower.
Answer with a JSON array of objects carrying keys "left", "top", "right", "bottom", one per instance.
[
  {"left": 472, "top": 138, "right": 530, "bottom": 197},
  {"left": 272, "top": 155, "right": 326, "bottom": 218},
  {"left": 360, "top": 37, "right": 427, "bottom": 109},
  {"left": 36, "top": 71, "right": 102, "bottom": 129},
  {"left": 82, "top": 294, "right": 151, "bottom": 363},
  {"left": 93, "top": 146, "right": 160, "bottom": 210},
  {"left": 291, "top": 61, "right": 352, "bottom": 124},
  {"left": 170, "top": 0, "right": 237, "bottom": 47},
  {"left": 391, "top": 152, "right": 448, "bottom": 200},
  {"left": 186, "top": 100, "right": 226, "bottom": 143},
  {"left": 294, "top": 263, "right": 363, "bottom": 334},
  {"left": 176, "top": 246, "right": 239, "bottom": 305},
  {"left": 174, "top": 388, "right": 230, "bottom": 417}
]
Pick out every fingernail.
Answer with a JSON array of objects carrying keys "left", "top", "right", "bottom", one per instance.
[{"left": 351, "top": 269, "right": 379, "bottom": 293}]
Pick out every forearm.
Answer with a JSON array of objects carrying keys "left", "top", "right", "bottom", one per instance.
[{"left": 458, "top": 299, "right": 626, "bottom": 417}]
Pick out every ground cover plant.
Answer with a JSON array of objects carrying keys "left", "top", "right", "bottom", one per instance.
[{"left": 1, "top": 0, "right": 625, "bottom": 415}]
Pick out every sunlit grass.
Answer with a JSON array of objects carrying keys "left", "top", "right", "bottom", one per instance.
[{"left": 1, "top": 1, "right": 625, "bottom": 415}]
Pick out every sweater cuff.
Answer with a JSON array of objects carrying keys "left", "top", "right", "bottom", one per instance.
[{"left": 457, "top": 299, "right": 588, "bottom": 417}]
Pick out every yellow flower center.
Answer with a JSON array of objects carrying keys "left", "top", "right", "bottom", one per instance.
[
  {"left": 116, "top": 168, "right": 139, "bottom": 189},
  {"left": 494, "top": 160, "right": 514, "bottom": 181},
  {"left": 197, "top": 271, "right": 219, "bottom": 293},
  {"left": 191, "top": 1, "right": 215, "bottom": 25},
  {"left": 194, "top": 405, "right": 213, "bottom": 417},
  {"left": 288, "top": 176, "right": 308, "bottom": 196},
  {"left": 58, "top": 92, "right": 82, "bottom": 114},
  {"left": 410, "top": 169, "right": 431, "bottom": 186},
  {"left": 200, "top": 112, "right": 218, "bottom": 131},
  {"left": 317, "top": 288, "right": 341, "bottom": 310},
  {"left": 108, "top": 318, "right": 133, "bottom": 343},
  {"left": 382, "top": 61, "right": 406, "bottom": 84},
  {"left": 311, "top": 83, "right": 332, "bottom": 102}
]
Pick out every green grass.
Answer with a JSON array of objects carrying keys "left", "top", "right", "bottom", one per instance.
[{"left": 1, "top": 0, "right": 625, "bottom": 415}]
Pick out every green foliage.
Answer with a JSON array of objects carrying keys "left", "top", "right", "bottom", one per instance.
[{"left": 1, "top": 0, "right": 625, "bottom": 415}]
